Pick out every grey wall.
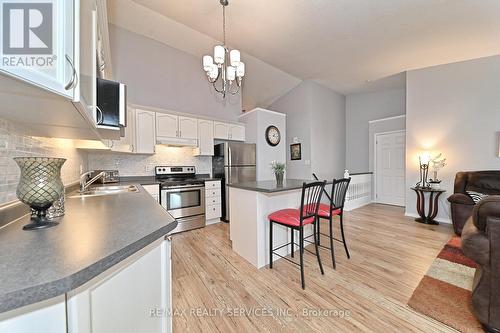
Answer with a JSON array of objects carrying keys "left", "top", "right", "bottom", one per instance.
[
  {"left": 269, "top": 82, "right": 312, "bottom": 179},
  {"left": 109, "top": 24, "right": 242, "bottom": 122},
  {"left": 406, "top": 55, "right": 500, "bottom": 221},
  {"left": 346, "top": 89, "right": 406, "bottom": 173},
  {"left": 270, "top": 81, "right": 346, "bottom": 180}
]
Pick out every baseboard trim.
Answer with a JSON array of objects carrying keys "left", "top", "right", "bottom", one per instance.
[{"left": 404, "top": 212, "right": 452, "bottom": 224}]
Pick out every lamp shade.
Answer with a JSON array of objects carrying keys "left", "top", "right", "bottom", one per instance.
[
  {"left": 230, "top": 49, "right": 240, "bottom": 66},
  {"left": 203, "top": 55, "right": 213, "bottom": 71},
  {"left": 208, "top": 64, "right": 219, "bottom": 79},
  {"left": 227, "top": 66, "right": 236, "bottom": 81},
  {"left": 214, "top": 45, "right": 225, "bottom": 64},
  {"left": 236, "top": 62, "right": 245, "bottom": 77},
  {"left": 420, "top": 152, "right": 431, "bottom": 165}
]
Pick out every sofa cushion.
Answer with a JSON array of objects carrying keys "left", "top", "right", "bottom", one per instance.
[{"left": 466, "top": 171, "right": 500, "bottom": 195}]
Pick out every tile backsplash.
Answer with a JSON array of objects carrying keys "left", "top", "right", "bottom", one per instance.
[
  {"left": 88, "top": 146, "right": 212, "bottom": 176},
  {"left": 0, "top": 118, "right": 88, "bottom": 205}
]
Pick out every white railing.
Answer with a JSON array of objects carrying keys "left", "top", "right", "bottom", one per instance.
[{"left": 344, "top": 173, "right": 372, "bottom": 211}]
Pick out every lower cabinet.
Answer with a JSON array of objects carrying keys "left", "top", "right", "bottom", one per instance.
[
  {"left": 67, "top": 237, "right": 172, "bottom": 333},
  {"left": 0, "top": 296, "right": 67, "bottom": 333},
  {"left": 205, "top": 180, "right": 222, "bottom": 223},
  {"left": 142, "top": 184, "right": 160, "bottom": 203}
]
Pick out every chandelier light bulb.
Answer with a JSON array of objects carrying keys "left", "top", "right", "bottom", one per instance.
[
  {"left": 208, "top": 64, "right": 219, "bottom": 79},
  {"left": 227, "top": 66, "right": 236, "bottom": 81},
  {"left": 236, "top": 62, "right": 245, "bottom": 77},
  {"left": 230, "top": 49, "right": 240, "bottom": 66},
  {"left": 203, "top": 55, "right": 213, "bottom": 71},
  {"left": 214, "top": 45, "right": 225, "bottom": 64}
]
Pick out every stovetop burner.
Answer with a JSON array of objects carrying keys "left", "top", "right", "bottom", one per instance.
[{"left": 155, "top": 166, "right": 206, "bottom": 188}]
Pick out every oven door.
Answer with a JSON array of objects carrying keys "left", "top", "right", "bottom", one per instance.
[{"left": 161, "top": 185, "right": 205, "bottom": 219}]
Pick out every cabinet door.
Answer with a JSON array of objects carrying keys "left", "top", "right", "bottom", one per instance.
[
  {"left": 67, "top": 239, "right": 172, "bottom": 333},
  {"left": 178, "top": 116, "right": 198, "bottom": 139},
  {"left": 156, "top": 113, "right": 179, "bottom": 138},
  {"left": 195, "top": 119, "right": 214, "bottom": 156},
  {"left": 76, "top": 0, "right": 97, "bottom": 125},
  {"left": 214, "top": 121, "right": 229, "bottom": 140},
  {"left": 0, "top": 0, "right": 76, "bottom": 99},
  {"left": 229, "top": 124, "right": 245, "bottom": 141},
  {"left": 135, "top": 109, "right": 156, "bottom": 154}
]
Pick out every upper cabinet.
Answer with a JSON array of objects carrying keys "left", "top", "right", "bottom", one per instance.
[
  {"left": 0, "top": 1, "right": 76, "bottom": 99},
  {"left": 194, "top": 119, "right": 214, "bottom": 156},
  {"left": 156, "top": 113, "right": 197, "bottom": 146},
  {"left": 135, "top": 109, "right": 156, "bottom": 154},
  {"left": 214, "top": 121, "right": 245, "bottom": 141}
]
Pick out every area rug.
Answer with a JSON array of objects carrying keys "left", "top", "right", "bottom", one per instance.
[{"left": 407, "top": 236, "right": 484, "bottom": 332}]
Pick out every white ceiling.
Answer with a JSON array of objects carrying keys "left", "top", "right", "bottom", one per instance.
[{"left": 111, "top": 0, "right": 500, "bottom": 106}]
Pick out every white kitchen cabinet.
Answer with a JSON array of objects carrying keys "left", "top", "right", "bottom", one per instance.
[
  {"left": 67, "top": 238, "right": 172, "bottom": 333},
  {"left": 194, "top": 119, "right": 214, "bottom": 156},
  {"left": 229, "top": 124, "right": 245, "bottom": 141},
  {"left": 213, "top": 122, "right": 245, "bottom": 141},
  {"left": 135, "top": 109, "right": 156, "bottom": 154},
  {"left": 156, "top": 113, "right": 178, "bottom": 139},
  {"left": 0, "top": 1, "right": 76, "bottom": 99},
  {"left": 0, "top": 296, "right": 66, "bottom": 333},
  {"left": 214, "top": 121, "right": 229, "bottom": 140},
  {"left": 178, "top": 116, "right": 198, "bottom": 139},
  {"left": 205, "top": 180, "right": 222, "bottom": 223}
]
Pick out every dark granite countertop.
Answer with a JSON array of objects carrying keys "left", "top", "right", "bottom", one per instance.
[
  {"left": 0, "top": 184, "right": 177, "bottom": 314},
  {"left": 227, "top": 179, "right": 330, "bottom": 193}
]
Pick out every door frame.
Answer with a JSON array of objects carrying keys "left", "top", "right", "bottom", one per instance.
[{"left": 373, "top": 129, "right": 406, "bottom": 205}]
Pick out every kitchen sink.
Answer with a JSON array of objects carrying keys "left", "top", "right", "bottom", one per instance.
[{"left": 69, "top": 185, "right": 140, "bottom": 198}]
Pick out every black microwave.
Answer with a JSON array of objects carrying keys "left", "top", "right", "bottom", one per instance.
[{"left": 96, "top": 78, "right": 127, "bottom": 129}]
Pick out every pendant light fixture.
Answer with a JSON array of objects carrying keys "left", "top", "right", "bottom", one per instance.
[{"left": 202, "top": 0, "right": 244, "bottom": 98}]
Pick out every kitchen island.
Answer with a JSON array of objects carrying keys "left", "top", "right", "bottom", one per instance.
[
  {"left": 0, "top": 183, "right": 177, "bottom": 333},
  {"left": 228, "top": 179, "right": 323, "bottom": 268}
]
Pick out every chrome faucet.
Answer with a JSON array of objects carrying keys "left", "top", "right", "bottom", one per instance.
[{"left": 80, "top": 171, "right": 106, "bottom": 192}]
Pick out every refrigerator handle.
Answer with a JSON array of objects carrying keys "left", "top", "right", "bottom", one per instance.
[{"left": 228, "top": 145, "right": 232, "bottom": 167}]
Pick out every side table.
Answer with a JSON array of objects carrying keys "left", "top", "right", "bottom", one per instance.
[{"left": 410, "top": 187, "right": 446, "bottom": 225}]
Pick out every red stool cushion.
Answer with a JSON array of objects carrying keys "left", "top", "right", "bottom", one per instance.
[
  {"left": 317, "top": 204, "right": 342, "bottom": 218},
  {"left": 268, "top": 209, "right": 315, "bottom": 227}
]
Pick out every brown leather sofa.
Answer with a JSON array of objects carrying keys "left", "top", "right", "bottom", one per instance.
[
  {"left": 448, "top": 171, "right": 500, "bottom": 235},
  {"left": 461, "top": 196, "right": 500, "bottom": 333}
]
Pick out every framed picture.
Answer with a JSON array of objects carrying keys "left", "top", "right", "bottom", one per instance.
[{"left": 290, "top": 143, "right": 301, "bottom": 160}]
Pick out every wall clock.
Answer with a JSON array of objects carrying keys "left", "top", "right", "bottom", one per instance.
[{"left": 265, "top": 125, "right": 281, "bottom": 146}]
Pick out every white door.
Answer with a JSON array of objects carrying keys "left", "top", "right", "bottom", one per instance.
[
  {"left": 178, "top": 116, "right": 198, "bottom": 139},
  {"left": 375, "top": 131, "right": 405, "bottom": 206},
  {"left": 156, "top": 113, "right": 178, "bottom": 138},
  {"left": 229, "top": 124, "right": 245, "bottom": 141},
  {"left": 135, "top": 109, "right": 156, "bottom": 154}
]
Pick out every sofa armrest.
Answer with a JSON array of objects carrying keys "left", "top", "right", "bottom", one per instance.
[
  {"left": 462, "top": 217, "right": 490, "bottom": 266},
  {"left": 448, "top": 193, "right": 475, "bottom": 205}
]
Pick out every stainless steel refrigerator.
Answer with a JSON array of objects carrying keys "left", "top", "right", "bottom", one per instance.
[{"left": 213, "top": 142, "right": 256, "bottom": 221}]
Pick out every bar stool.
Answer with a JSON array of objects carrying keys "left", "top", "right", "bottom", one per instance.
[
  {"left": 268, "top": 181, "right": 326, "bottom": 289},
  {"left": 311, "top": 176, "right": 351, "bottom": 269}
]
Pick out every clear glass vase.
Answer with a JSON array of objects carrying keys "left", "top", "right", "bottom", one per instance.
[{"left": 14, "top": 157, "right": 66, "bottom": 230}]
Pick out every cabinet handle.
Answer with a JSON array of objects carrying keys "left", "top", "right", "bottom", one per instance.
[
  {"left": 95, "top": 106, "right": 104, "bottom": 125},
  {"left": 179, "top": 130, "right": 182, "bottom": 138},
  {"left": 176, "top": 130, "right": 178, "bottom": 137},
  {"left": 131, "top": 144, "right": 134, "bottom": 153},
  {"left": 64, "top": 54, "right": 78, "bottom": 90}
]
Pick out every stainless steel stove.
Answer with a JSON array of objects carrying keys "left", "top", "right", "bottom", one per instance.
[{"left": 156, "top": 166, "right": 205, "bottom": 234}]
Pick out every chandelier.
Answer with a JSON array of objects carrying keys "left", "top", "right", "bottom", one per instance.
[{"left": 202, "top": 0, "right": 244, "bottom": 98}]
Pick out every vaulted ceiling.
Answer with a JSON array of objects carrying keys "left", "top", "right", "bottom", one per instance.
[{"left": 109, "top": 0, "right": 500, "bottom": 109}]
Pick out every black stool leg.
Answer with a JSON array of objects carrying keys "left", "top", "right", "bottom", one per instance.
[
  {"left": 291, "top": 228, "right": 294, "bottom": 258},
  {"left": 317, "top": 217, "right": 321, "bottom": 246},
  {"left": 313, "top": 219, "right": 324, "bottom": 274},
  {"left": 269, "top": 221, "right": 273, "bottom": 268},
  {"left": 329, "top": 215, "right": 336, "bottom": 269},
  {"left": 339, "top": 213, "right": 350, "bottom": 259},
  {"left": 299, "top": 226, "right": 305, "bottom": 289}
]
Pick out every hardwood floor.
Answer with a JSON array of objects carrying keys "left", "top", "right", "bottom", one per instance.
[{"left": 171, "top": 204, "right": 459, "bottom": 332}]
